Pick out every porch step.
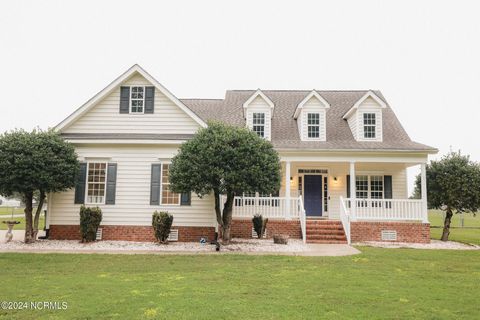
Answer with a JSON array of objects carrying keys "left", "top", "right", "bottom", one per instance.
[{"left": 305, "top": 220, "right": 347, "bottom": 244}]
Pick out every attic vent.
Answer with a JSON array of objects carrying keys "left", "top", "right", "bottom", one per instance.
[
  {"left": 96, "top": 228, "right": 103, "bottom": 240},
  {"left": 168, "top": 229, "right": 179, "bottom": 242},
  {"left": 381, "top": 230, "right": 397, "bottom": 241},
  {"left": 252, "top": 227, "right": 267, "bottom": 239}
]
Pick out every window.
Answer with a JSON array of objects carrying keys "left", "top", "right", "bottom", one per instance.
[
  {"left": 86, "top": 162, "right": 107, "bottom": 204},
  {"left": 161, "top": 164, "right": 180, "bottom": 205},
  {"left": 370, "top": 176, "right": 384, "bottom": 199},
  {"left": 363, "top": 113, "right": 376, "bottom": 139},
  {"left": 307, "top": 113, "right": 320, "bottom": 138},
  {"left": 130, "top": 86, "right": 145, "bottom": 113},
  {"left": 252, "top": 113, "right": 265, "bottom": 137},
  {"left": 355, "top": 175, "right": 369, "bottom": 199}
]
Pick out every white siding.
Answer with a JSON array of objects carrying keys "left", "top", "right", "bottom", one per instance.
[
  {"left": 356, "top": 97, "right": 383, "bottom": 142},
  {"left": 63, "top": 74, "right": 201, "bottom": 134},
  {"left": 297, "top": 96, "right": 327, "bottom": 141},
  {"left": 48, "top": 145, "right": 216, "bottom": 227},
  {"left": 346, "top": 111, "right": 358, "bottom": 140},
  {"left": 245, "top": 96, "right": 272, "bottom": 140}
]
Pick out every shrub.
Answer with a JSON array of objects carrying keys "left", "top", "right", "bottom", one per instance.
[
  {"left": 152, "top": 211, "right": 174, "bottom": 243},
  {"left": 79, "top": 205, "right": 102, "bottom": 243},
  {"left": 273, "top": 234, "right": 289, "bottom": 245},
  {"left": 252, "top": 214, "right": 268, "bottom": 239}
]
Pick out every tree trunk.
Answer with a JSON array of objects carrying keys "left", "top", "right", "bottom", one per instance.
[
  {"left": 221, "top": 191, "right": 234, "bottom": 244},
  {"left": 213, "top": 189, "right": 223, "bottom": 227},
  {"left": 32, "top": 190, "right": 46, "bottom": 240},
  {"left": 23, "top": 191, "right": 35, "bottom": 244},
  {"left": 441, "top": 208, "right": 453, "bottom": 241}
]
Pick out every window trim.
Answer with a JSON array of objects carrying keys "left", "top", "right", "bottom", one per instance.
[
  {"left": 85, "top": 162, "right": 108, "bottom": 205},
  {"left": 306, "top": 112, "right": 321, "bottom": 139},
  {"left": 129, "top": 86, "right": 145, "bottom": 114},
  {"left": 252, "top": 112, "right": 266, "bottom": 138},
  {"left": 362, "top": 112, "right": 377, "bottom": 139},
  {"left": 354, "top": 174, "right": 384, "bottom": 199},
  {"left": 160, "top": 163, "right": 180, "bottom": 206}
]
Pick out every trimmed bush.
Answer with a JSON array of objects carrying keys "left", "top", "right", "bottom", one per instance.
[
  {"left": 273, "top": 234, "right": 289, "bottom": 245},
  {"left": 152, "top": 211, "right": 174, "bottom": 244},
  {"left": 79, "top": 205, "right": 102, "bottom": 243},
  {"left": 252, "top": 214, "right": 268, "bottom": 239}
]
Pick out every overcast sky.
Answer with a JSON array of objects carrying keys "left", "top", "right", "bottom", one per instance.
[{"left": 1, "top": 1, "right": 479, "bottom": 194}]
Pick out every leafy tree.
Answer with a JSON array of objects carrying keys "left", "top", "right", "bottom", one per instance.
[
  {"left": 416, "top": 152, "right": 480, "bottom": 241},
  {"left": 0, "top": 129, "right": 79, "bottom": 243},
  {"left": 169, "top": 122, "right": 281, "bottom": 243}
]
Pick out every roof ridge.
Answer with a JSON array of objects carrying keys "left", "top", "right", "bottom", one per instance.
[{"left": 227, "top": 89, "right": 372, "bottom": 92}]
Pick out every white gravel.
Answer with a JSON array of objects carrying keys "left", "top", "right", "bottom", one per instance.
[
  {"left": 356, "top": 240, "right": 480, "bottom": 250},
  {"left": 0, "top": 238, "right": 310, "bottom": 253}
]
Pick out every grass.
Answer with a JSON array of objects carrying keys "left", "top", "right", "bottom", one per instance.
[
  {"left": 428, "top": 210, "right": 480, "bottom": 245},
  {"left": 0, "top": 207, "right": 24, "bottom": 215},
  {"left": 0, "top": 215, "right": 45, "bottom": 230},
  {"left": 0, "top": 248, "right": 478, "bottom": 319}
]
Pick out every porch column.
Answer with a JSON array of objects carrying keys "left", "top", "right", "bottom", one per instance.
[
  {"left": 421, "top": 163, "right": 428, "bottom": 223},
  {"left": 349, "top": 161, "right": 356, "bottom": 219},
  {"left": 285, "top": 161, "right": 291, "bottom": 220}
]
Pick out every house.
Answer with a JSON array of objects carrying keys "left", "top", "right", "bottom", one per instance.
[{"left": 48, "top": 65, "right": 437, "bottom": 244}]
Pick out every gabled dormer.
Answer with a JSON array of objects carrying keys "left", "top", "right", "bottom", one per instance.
[
  {"left": 243, "top": 90, "right": 274, "bottom": 140},
  {"left": 343, "top": 91, "right": 386, "bottom": 142},
  {"left": 294, "top": 90, "right": 330, "bottom": 141}
]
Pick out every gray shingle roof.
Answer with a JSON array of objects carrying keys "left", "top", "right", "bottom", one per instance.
[{"left": 181, "top": 90, "right": 436, "bottom": 152}]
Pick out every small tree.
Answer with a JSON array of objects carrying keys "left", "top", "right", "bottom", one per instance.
[
  {"left": 416, "top": 152, "right": 480, "bottom": 241},
  {"left": 152, "top": 211, "right": 174, "bottom": 244},
  {"left": 169, "top": 122, "right": 281, "bottom": 244},
  {"left": 0, "top": 129, "right": 79, "bottom": 243},
  {"left": 79, "top": 206, "right": 103, "bottom": 243}
]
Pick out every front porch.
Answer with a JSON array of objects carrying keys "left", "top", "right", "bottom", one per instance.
[{"left": 228, "top": 154, "right": 429, "bottom": 244}]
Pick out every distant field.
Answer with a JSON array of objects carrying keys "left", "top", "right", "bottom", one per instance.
[
  {"left": 0, "top": 207, "right": 24, "bottom": 215},
  {"left": 429, "top": 210, "right": 480, "bottom": 245},
  {"left": 0, "top": 215, "right": 45, "bottom": 230}
]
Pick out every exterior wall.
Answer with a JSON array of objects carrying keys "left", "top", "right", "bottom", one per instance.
[
  {"left": 279, "top": 161, "right": 408, "bottom": 219},
  {"left": 229, "top": 219, "right": 301, "bottom": 239},
  {"left": 356, "top": 97, "right": 383, "bottom": 142},
  {"left": 299, "top": 101, "right": 327, "bottom": 141},
  {"left": 346, "top": 111, "right": 358, "bottom": 140},
  {"left": 245, "top": 96, "right": 272, "bottom": 140},
  {"left": 48, "top": 145, "right": 216, "bottom": 228},
  {"left": 63, "top": 74, "right": 201, "bottom": 134},
  {"left": 351, "top": 221, "right": 430, "bottom": 243},
  {"left": 49, "top": 224, "right": 215, "bottom": 242}
]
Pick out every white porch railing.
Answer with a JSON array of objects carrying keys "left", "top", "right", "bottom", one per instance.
[
  {"left": 339, "top": 196, "right": 351, "bottom": 244},
  {"left": 344, "top": 198, "right": 426, "bottom": 222},
  {"left": 221, "top": 195, "right": 307, "bottom": 243}
]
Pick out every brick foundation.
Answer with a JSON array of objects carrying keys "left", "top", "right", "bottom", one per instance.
[
  {"left": 350, "top": 221, "right": 430, "bottom": 243},
  {"left": 229, "top": 219, "right": 302, "bottom": 239},
  {"left": 49, "top": 225, "right": 215, "bottom": 242}
]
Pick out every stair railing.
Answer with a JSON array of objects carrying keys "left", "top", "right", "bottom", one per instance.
[
  {"left": 298, "top": 196, "right": 307, "bottom": 243},
  {"left": 339, "top": 196, "right": 351, "bottom": 244}
]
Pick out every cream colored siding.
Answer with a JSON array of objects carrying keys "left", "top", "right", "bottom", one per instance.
[
  {"left": 346, "top": 111, "right": 358, "bottom": 139},
  {"left": 297, "top": 96, "right": 328, "bottom": 141},
  {"left": 245, "top": 96, "right": 272, "bottom": 140},
  {"left": 357, "top": 97, "right": 383, "bottom": 142},
  {"left": 278, "top": 162, "right": 408, "bottom": 220},
  {"left": 48, "top": 145, "right": 215, "bottom": 227},
  {"left": 63, "top": 74, "right": 201, "bottom": 134}
]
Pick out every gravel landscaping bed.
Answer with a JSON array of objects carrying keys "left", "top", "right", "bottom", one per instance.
[
  {"left": 0, "top": 238, "right": 310, "bottom": 253},
  {"left": 357, "top": 240, "right": 480, "bottom": 250}
]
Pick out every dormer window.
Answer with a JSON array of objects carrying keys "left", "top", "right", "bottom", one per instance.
[
  {"left": 307, "top": 113, "right": 320, "bottom": 138},
  {"left": 252, "top": 112, "right": 265, "bottom": 138},
  {"left": 130, "top": 86, "right": 145, "bottom": 114},
  {"left": 363, "top": 113, "right": 376, "bottom": 139}
]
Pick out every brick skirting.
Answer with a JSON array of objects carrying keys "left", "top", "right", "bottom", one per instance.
[
  {"left": 350, "top": 221, "right": 430, "bottom": 243},
  {"left": 49, "top": 225, "right": 216, "bottom": 242},
  {"left": 230, "top": 219, "right": 302, "bottom": 239}
]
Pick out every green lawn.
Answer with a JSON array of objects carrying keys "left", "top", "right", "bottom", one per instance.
[
  {"left": 429, "top": 210, "right": 480, "bottom": 245},
  {"left": 0, "top": 215, "right": 45, "bottom": 230},
  {"left": 0, "top": 207, "right": 24, "bottom": 215},
  {"left": 0, "top": 248, "right": 478, "bottom": 319}
]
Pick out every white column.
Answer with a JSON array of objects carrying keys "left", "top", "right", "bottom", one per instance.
[
  {"left": 285, "top": 161, "right": 291, "bottom": 220},
  {"left": 421, "top": 163, "right": 428, "bottom": 223},
  {"left": 349, "top": 161, "right": 356, "bottom": 220}
]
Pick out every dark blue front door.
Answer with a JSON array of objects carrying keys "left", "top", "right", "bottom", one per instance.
[{"left": 304, "top": 175, "right": 323, "bottom": 216}]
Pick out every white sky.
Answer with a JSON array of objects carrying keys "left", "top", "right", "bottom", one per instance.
[{"left": 1, "top": 0, "right": 479, "bottom": 195}]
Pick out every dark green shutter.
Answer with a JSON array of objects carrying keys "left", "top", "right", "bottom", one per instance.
[
  {"left": 384, "top": 175, "right": 393, "bottom": 199},
  {"left": 145, "top": 86, "right": 155, "bottom": 114},
  {"left": 105, "top": 163, "right": 117, "bottom": 205},
  {"left": 120, "top": 87, "right": 130, "bottom": 114},
  {"left": 346, "top": 175, "right": 350, "bottom": 198},
  {"left": 74, "top": 163, "right": 87, "bottom": 204},
  {"left": 180, "top": 192, "right": 191, "bottom": 206},
  {"left": 150, "top": 164, "right": 161, "bottom": 205}
]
